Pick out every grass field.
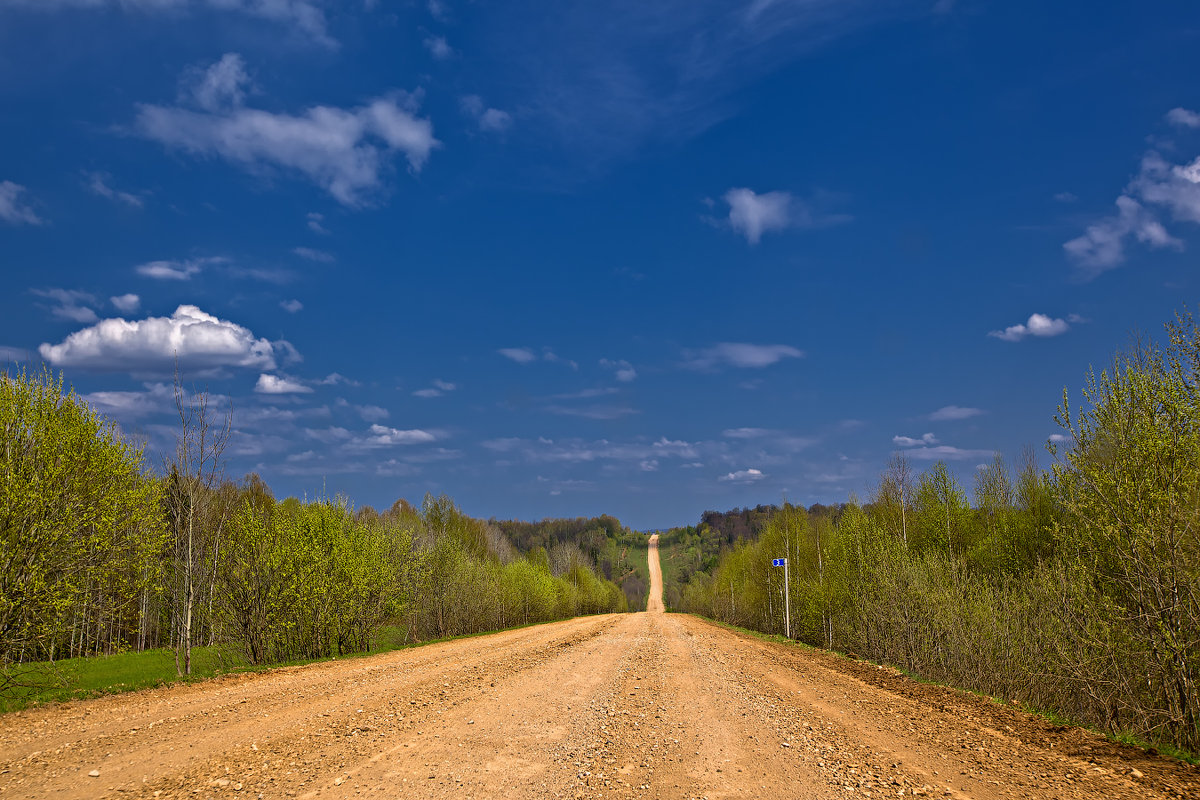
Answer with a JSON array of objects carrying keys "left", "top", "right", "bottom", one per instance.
[{"left": 0, "top": 626, "right": 411, "bottom": 713}]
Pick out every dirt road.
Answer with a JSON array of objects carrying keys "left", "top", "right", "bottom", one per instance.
[
  {"left": 1, "top": 545, "right": 1196, "bottom": 800},
  {"left": 646, "top": 534, "right": 664, "bottom": 614}
]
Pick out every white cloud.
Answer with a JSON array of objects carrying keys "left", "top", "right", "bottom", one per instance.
[
  {"left": 1166, "top": 107, "right": 1200, "bottom": 129},
  {"left": 460, "top": 95, "right": 513, "bottom": 133},
  {"left": 31, "top": 288, "right": 98, "bottom": 323},
  {"left": 1064, "top": 194, "right": 1182, "bottom": 271},
  {"left": 412, "top": 379, "right": 457, "bottom": 398},
  {"left": 479, "top": 108, "right": 513, "bottom": 133},
  {"left": 928, "top": 405, "right": 983, "bottom": 421},
  {"left": 684, "top": 342, "right": 804, "bottom": 369},
  {"left": 639, "top": 459, "right": 659, "bottom": 472},
  {"left": 255, "top": 373, "right": 312, "bottom": 394},
  {"left": 280, "top": 299, "right": 303, "bottom": 313},
  {"left": 988, "top": 313, "right": 1070, "bottom": 343},
  {"left": 545, "top": 404, "right": 639, "bottom": 420},
  {"left": 1063, "top": 140, "right": 1200, "bottom": 273},
  {"left": 427, "top": 0, "right": 450, "bottom": 21},
  {"left": 722, "top": 427, "right": 768, "bottom": 438},
  {"left": 600, "top": 358, "right": 637, "bottom": 382},
  {"left": 85, "top": 172, "right": 143, "bottom": 207},
  {"left": 0, "top": 181, "right": 43, "bottom": 225},
  {"left": 135, "top": 257, "right": 221, "bottom": 281},
  {"left": 1048, "top": 433, "right": 1070, "bottom": 443},
  {"left": 723, "top": 188, "right": 791, "bottom": 244},
  {"left": 82, "top": 382, "right": 178, "bottom": 418},
  {"left": 292, "top": 246, "right": 334, "bottom": 263},
  {"left": 901, "top": 445, "right": 994, "bottom": 461},
  {"left": 719, "top": 187, "right": 850, "bottom": 244},
  {"left": 893, "top": 432, "right": 937, "bottom": 447},
  {"left": 135, "top": 57, "right": 438, "bottom": 207},
  {"left": 498, "top": 347, "right": 538, "bottom": 364},
  {"left": 488, "top": 435, "right": 698, "bottom": 465},
  {"left": 423, "top": 35, "right": 453, "bottom": 60},
  {"left": 6, "top": 0, "right": 334, "bottom": 47},
  {"left": 306, "top": 211, "right": 329, "bottom": 234},
  {"left": 355, "top": 405, "right": 389, "bottom": 422},
  {"left": 320, "top": 371, "right": 360, "bottom": 386},
  {"left": 1053, "top": 191, "right": 1077, "bottom": 203},
  {"left": 719, "top": 468, "right": 765, "bottom": 483},
  {"left": 361, "top": 424, "right": 437, "bottom": 447},
  {"left": 110, "top": 293, "right": 141, "bottom": 314},
  {"left": 39, "top": 305, "right": 286, "bottom": 376},
  {"left": 183, "top": 52, "right": 251, "bottom": 111}
]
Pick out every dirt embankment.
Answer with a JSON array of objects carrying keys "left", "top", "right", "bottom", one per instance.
[{"left": 0, "top": 541, "right": 1196, "bottom": 799}]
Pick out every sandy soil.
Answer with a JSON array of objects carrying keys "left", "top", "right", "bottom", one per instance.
[{"left": 0, "top": 542, "right": 1196, "bottom": 800}]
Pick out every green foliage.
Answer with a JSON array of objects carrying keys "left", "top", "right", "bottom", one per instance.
[
  {"left": 1053, "top": 311, "right": 1200, "bottom": 748},
  {"left": 0, "top": 368, "right": 165, "bottom": 678}
]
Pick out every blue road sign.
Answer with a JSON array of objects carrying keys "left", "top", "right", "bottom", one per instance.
[{"left": 772, "top": 558, "right": 786, "bottom": 567}]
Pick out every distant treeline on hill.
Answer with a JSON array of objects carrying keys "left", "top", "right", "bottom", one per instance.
[
  {"left": 490, "top": 516, "right": 650, "bottom": 610},
  {"left": 698, "top": 503, "right": 844, "bottom": 544}
]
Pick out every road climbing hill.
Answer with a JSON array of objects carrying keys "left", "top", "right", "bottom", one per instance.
[{"left": 0, "top": 541, "right": 1196, "bottom": 799}]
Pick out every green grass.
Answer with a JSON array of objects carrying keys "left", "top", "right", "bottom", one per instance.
[{"left": 0, "top": 625, "right": 413, "bottom": 713}]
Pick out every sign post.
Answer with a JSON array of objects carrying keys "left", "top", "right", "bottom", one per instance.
[{"left": 771, "top": 558, "right": 790, "bottom": 640}]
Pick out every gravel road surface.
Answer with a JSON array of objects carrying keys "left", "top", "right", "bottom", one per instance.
[{"left": 0, "top": 541, "right": 1196, "bottom": 799}]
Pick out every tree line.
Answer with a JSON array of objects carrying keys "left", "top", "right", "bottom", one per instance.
[
  {"left": 675, "top": 311, "right": 1200, "bottom": 755},
  {"left": 0, "top": 368, "right": 626, "bottom": 691}
]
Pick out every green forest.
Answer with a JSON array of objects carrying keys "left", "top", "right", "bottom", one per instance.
[
  {"left": 658, "top": 312, "right": 1200, "bottom": 756},
  {"left": 0, "top": 368, "right": 629, "bottom": 695}
]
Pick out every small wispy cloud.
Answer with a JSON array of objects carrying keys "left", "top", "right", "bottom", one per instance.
[
  {"left": 715, "top": 187, "right": 851, "bottom": 244},
  {"left": 84, "top": 171, "right": 143, "bottom": 208},
  {"left": 110, "top": 293, "right": 141, "bottom": 314},
  {"left": 600, "top": 358, "right": 637, "bottom": 382},
  {"left": 0, "top": 181, "right": 43, "bottom": 226},
  {"left": 928, "top": 405, "right": 983, "bottom": 421},
  {"left": 413, "top": 379, "right": 458, "bottom": 398},
  {"left": 893, "top": 432, "right": 937, "bottom": 447},
  {"left": 1166, "top": 107, "right": 1200, "bottom": 129},
  {"left": 719, "top": 468, "right": 765, "bottom": 483},
  {"left": 499, "top": 347, "right": 538, "bottom": 364},
  {"left": 900, "top": 445, "right": 995, "bottom": 461},
  {"left": 460, "top": 95, "right": 513, "bottom": 133},
  {"left": 135, "top": 256, "right": 223, "bottom": 281},
  {"left": 293, "top": 246, "right": 335, "bottom": 263},
  {"left": 684, "top": 342, "right": 804, "bottom": 370},
  {"left": 31, "top": 288, "right": 98, "bottom": 323},
  {"left": 255, "top": 374, "right": 313, "bottom": 394},
  {"left": 988, "top": 313, "right": 1070, "bottom": 343},
  {"left": 498, "top": 347, "right": 576, "bottom": 368},
  {"left": 306, "top": 212, "right": 329, "bottom": 234},
  {"left": 280, "top": 299, "right": 304, "bottom": 313},
  {"left": 722, "top": 427, "right": 769, "bottom": 439},
  {"left": 424, "top": 35, "right": 454, "bottom": 60}
]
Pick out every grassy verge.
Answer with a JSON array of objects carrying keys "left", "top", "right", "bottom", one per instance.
[
  {"left": 680, "top": 612, "right": 1199, "bottom": 766},
  {"left": 0, "top": 615, "right": 615, "bottom": 714}
]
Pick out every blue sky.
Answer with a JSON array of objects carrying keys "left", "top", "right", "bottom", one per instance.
[{"left": 2, "top": 0, "right": 1199, "bottom": 529}]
